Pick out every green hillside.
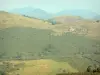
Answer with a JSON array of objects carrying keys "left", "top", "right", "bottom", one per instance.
[
  {"left": 0, "top": 27, "right": 99, "bottom": 58},
  {"left": 0, "top": 27, "right": 100, "bottom": 71}
]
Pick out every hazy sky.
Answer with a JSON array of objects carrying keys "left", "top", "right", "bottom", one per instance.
[{"left": 0, "top": 0, "right": 100, "bottom": 14}]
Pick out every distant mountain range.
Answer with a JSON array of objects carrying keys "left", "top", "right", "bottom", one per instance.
[
  {"left": 9, "top": 7, "right": 100, "bottom": 20},
  {"left": 56, "top": 9, "right": 100, "bottom": 20},
  {"left": 9, "top": 7, "right": 53, "bottom": 20},
  {"left": 93, "top": 15, "right": 100, "bottom": 20}
]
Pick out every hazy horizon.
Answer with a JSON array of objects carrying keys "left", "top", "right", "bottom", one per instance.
[{"left": 0, "top": 0, "right": 100, "bottom": 14}]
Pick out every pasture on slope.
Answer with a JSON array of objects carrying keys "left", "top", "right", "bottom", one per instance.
[
  {"left": 0, "top": 11, "right": 100, "bottom": 39},
  {"left": 0, "top": 59, "right": 78, "bottom": 75},
  {"left": 0, "top": 27, "right": 100, "bottom": 72},
  {"left": 0, "top": 11, "right": 100, "bottom": 74}
]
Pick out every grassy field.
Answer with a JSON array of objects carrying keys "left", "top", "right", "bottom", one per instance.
[
  {"left": 0, "top": 59, "right": 78, "bottom": 75},
  {"left": 0, "top": 11, "right": 100, "bottom": 75},
  {"left": 0, "top": 27, "right": 100, "bottom": 73},
  {"left": 0, "top": 27, "right": 99, "bottom": 57},
  {"left": 0, "top": 60, "right": 100, "bottom": 75}
]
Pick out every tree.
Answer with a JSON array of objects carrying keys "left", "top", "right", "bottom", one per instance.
[
  {"left": 0, "top": 71, "right": 6, "bottom": 75},
  {"left": 16, "top": 52, "right": 23, "bottom": 60},
  {"left": 48, "top": 19, "right": 56, "bottom": 25},
  {"left": 0, "top": 52, "right": 6, "bottom": 59},
  {"left": 41, "top": 44, "right": 57, "bottom": 57},
  {"left": 51, "top": 20, "right": 56, "bottom": 25},
  {"left": 96, "top": 20, "right": 99, "bottom": 22}
]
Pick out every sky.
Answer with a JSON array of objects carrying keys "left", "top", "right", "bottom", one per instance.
[{"left": 0, "top": 0, "right": 100, "bottom": 14}]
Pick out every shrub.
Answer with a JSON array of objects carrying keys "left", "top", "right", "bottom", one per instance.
[
  {"left": 0, "top": 71, "right": 6, "bottom": 75},
  {"left": 48, "top": 19, "right": 57, "bottom": 25},
  {"left": 96, "top": 20, "right": 99, "bottom": 22}
]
